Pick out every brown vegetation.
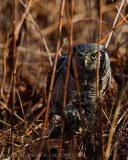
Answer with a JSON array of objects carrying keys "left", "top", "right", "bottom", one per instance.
[{"left": 0, "top": 0, "right": 128, "bottom": 160}]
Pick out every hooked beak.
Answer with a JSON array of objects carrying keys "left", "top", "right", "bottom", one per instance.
[{"left": 84, "top": 58, "right": 88, "bottom": 66}]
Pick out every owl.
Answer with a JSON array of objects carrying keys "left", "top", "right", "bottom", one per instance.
[{"left": 46, "top": 43, "right": 111, "bottom": 137}]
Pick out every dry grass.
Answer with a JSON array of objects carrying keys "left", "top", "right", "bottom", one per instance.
[{"left": 0, "top": 0, "right": 128, "bottom": 160}]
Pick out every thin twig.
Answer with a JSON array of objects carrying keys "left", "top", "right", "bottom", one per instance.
[
  {"left": 15, "top": 0, "right": 33, "bottom": 41},
  {"left": 97, "top": 1, "right": 104, "bottom": 159},
  {"left": 96, "top": 1, "right": 102, "bottom": 98},
  {"left": 113, "top": 1, "right": 128, "bottom": 24},
  {"left": 104, "top": 80, "right": 125, "bottom": 160},
  {"left": 100, "top": 13, "right": 128, "bottom": 44},
  {"left": 58, "top": 1, "right": 74, "bottom": 159},
  {"left": 25, "top": 67, "right": 42, "bottom": 119},
  {"left": 1, "top": 35, "right": 10, "bottom": 101},
  {"left": 105, "top": 0, "right": 126, "bottom": 48},
  {"left": 25, "top": 107, "right": 46, "bottom": 136},
  {"left": 112, "top": 141, "right": 118, "bottom": 160},
  {"left": 10, "top": 0, "right": 17, "bottom": 159},
  {"left": 0, "top": 120, "right": 11, "bottom": 127},
  {"left": 19, "top": 0, "right": 52, "bottom": 66},
  {"left": 0, "top": 101, "right": 24, "bottom": 122},
  {"left": 72, "top": 58, "right": 83, "bottom": 115},
  {"left": 16, "top": 90, "right": 25, "bottom": 120},
  {"left": 36, "top": 1, "right": 66, "bottom": 160}
]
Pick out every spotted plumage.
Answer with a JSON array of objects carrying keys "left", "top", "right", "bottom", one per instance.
[{"left": 46, "top": 43, "right": 111, "bottom": 137}]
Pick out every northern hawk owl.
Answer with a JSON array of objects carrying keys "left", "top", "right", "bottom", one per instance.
[{"left": 46, "top": 43, "right": 111, "bottom": 137}]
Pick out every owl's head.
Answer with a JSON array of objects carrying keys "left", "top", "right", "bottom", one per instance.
[
  {"left": 72, "top": 43, "right": 107, "bottom": 72},
  {"left": 72, "top": 43, "right": 111, "bottom": 94}
]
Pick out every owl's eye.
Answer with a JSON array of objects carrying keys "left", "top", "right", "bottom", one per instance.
[
  {"left": 91, "top": 54, "right": 96, "bottom": 60},
  {"left": 78, "top": 54, "right": 83, "bottom": 59}
]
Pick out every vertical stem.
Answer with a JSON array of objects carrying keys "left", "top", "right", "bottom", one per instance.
[
  {"left": 105, "top": 0, "right": 125, "bottom": 48},
  {"left": 58, "top": 1, "right": 74, "bottom": 159},
  {"left": 96, "top": 0, "right": 102, "bottom": 98},
  {"left": 104, "top": 81, "right": 125, "bottom": 160},
  {"left": 11, "top": 0, "right": 17, "bottom": 159},
  {"left": 96, "top": 0, "right": 104, "bottom": 159},
  {"left": 99, "top": 100, "right": 104, "bottom": 160},
  {"left": 72, "top": 58, "right": 83, "bottom": 114},
  {"left": 36, "top": 1, "right": 65, "bottom": 160}
]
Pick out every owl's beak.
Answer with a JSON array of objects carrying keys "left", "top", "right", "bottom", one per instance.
[{"left": 84, "top": 58, "right": 88, "bottom": 66}]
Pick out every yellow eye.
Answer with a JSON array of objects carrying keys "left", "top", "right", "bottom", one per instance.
[{"left": 91, "top": 54, "right": 96, "bottom": 60}]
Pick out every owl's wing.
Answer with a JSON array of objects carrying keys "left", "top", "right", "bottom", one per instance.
[{"left": 46, "top": 55, "right": 67, "bottom": 95}]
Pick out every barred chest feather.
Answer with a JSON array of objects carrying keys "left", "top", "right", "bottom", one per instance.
[
  {"left": 47, "top": 43, "right": 111, "bottom": 138},
  {"left": 47, "top": 43, "right": 111, "bottom": 120}
]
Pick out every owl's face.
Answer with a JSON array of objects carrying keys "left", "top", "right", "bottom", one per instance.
[{"left": 73, "top": 43, "right": 106, "bottom": 72}]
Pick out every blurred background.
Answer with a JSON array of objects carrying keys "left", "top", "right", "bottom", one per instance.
[
  {"left": 0, "top": 0, "right": 128, "bottom": 159},
  {"left": 0, "top": 0, "right": 128, "bottom": 90}
]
